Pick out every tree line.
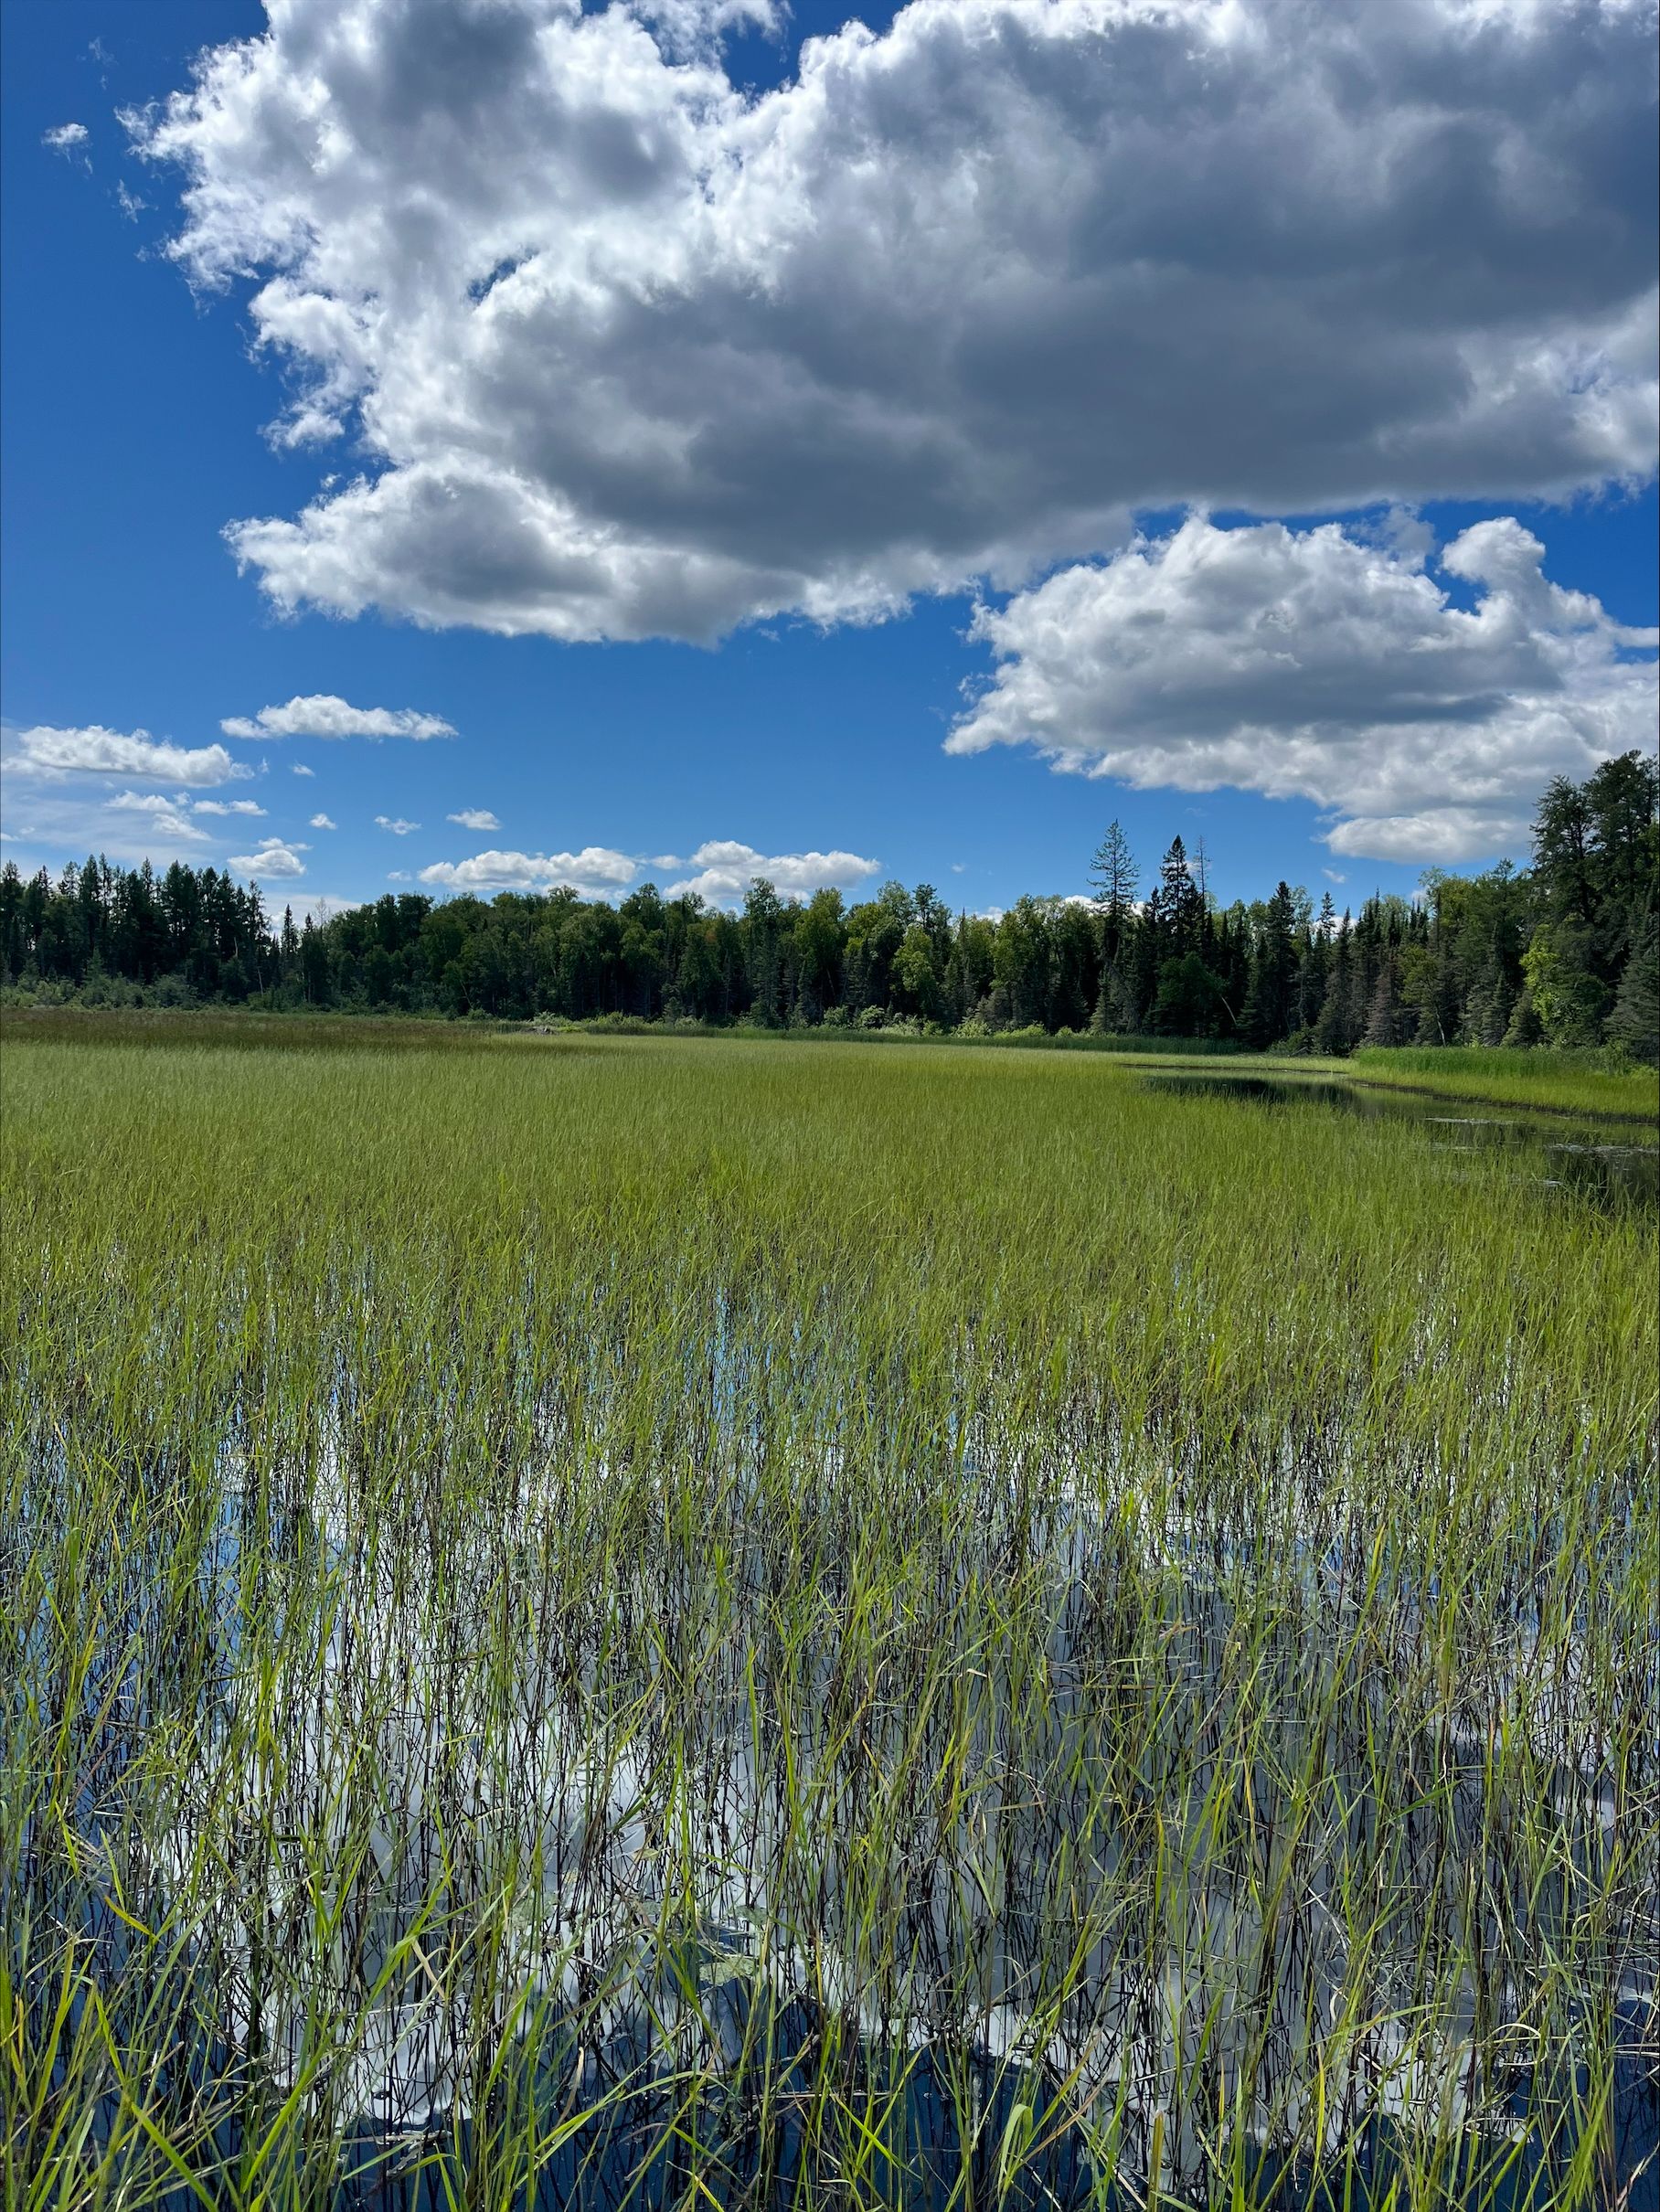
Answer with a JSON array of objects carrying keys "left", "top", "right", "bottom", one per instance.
[{"left": 3, "top": 752, "right": 1655, "bottom": 1058}]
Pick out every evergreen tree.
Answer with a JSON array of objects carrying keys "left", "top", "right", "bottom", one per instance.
[
  {"left": 1314, "top": 916, "right": 1356, "bottom": 1055},
  {"left": 1242, "top": 881, "right": 1298, "bottom": 1045},
  {"left": 740, "top": 878, "right": 788, "bottom": 1024},
  {"left": 1151, "top": 835, "right": 1205, "bottom": 959},
  {"left": 1089, "top": 820, "right": 1138, "bottom": 941},
  {"left": 1607, "top": 919, "right": 1659, "bottom": 1063},
  {"left": 1363, "top": 954, "right": 1405, "bottom": 1047}
]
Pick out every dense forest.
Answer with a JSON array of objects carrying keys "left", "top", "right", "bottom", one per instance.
[{"left": 4, "top": 751, "right": 1655, "bottom": 1058}]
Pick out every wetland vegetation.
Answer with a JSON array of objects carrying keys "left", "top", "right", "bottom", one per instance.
[{"left": 3, "top": 1019, "right": 1655, "bottom": 2209}]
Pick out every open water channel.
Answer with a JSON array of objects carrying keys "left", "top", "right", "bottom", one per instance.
[{"left": 1137, "top": 1071, "right": 1658, "bottom": 1212}]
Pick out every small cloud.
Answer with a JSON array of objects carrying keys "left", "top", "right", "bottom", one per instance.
[
  {"left": 309, "top": 812, "right": 337, "bottom": 829},
  {"left": 388, "top": 870, "right": 411, "bottom": 882},
  {"left": 44, "top": 122, "right": 90, "bottom": 160},
  {"left": 1370, "top": 504, "right": 1435, "bottom": 569},
  {"left": 193, "top": 798, "right": 266, "bottom": 816},
  {"left": 115, "top": 183, "right": 146, "bottom": 220},
  {"left": 376, "top": 814, "right": 420, "bottom": 835},
  {"left": 109, "top": 791, "right": 208, "bottom": 841},
  {"left": 647, "top": 853, "right": 682, "bottom": 870},
  {"left": 292, "top": 762, "right": 315, "bottom": 776},
  {"left": 229, "top": 836, "right": 309, "bottom": 879},
  {"left": 224, "top": 694, "right": 455, "bottom": 740},
  {"left": 950, "top": 861, "right": 966, "bottom": 874},
  {"left": 1322, "top": 867, "right": 1347, "bottom": 884},
  {"left": 665, "top": 840, "right": 881, "bottom": 908},
  {"left": 446, "top": 807, "right": 499, "bottom": 831},
  {"left": 419, "top": 846, "right": 637, "bottom": 895}
]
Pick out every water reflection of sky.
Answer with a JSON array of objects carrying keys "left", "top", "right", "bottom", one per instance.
[{"left": 41, "top": 1402, "right": 1656, "bottom": 2210}]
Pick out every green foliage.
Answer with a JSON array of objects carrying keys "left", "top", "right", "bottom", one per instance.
[
  {"left": 1151, "top": 951, "right": 1227, "bottom": 1035},
  {"left": 1522, "top": 917, "right": 1611, "bottom": 1046}
]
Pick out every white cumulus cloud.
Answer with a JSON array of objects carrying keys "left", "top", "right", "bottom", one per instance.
[
  {"left": 229, "top": 835, "right": 310, "bottom": 878},
  {"left": 9, "top": 724, "right": 252, "bottom": 788},
  {"left": 309, "top": 812, "right": 338, "bottom": 829},
  {"left": 108, "top": 792, "right": 209, "bottom": 842},
  {"left": 665, "top": 841, "right": 881, "bottom": 905},
  {"left": 222, "top": 693, "right": 455, "bottom": 739},
  {"left": 375, "top": 814, "right": 420, "bottom": 835},
  {"left": 44, "top": 122, "right": 90, "bottom": 156},
  {"left": 947, "top": 514, "right": 1658, "bottom": 862},
  {"left": 419, "top": 846, "right": 639, "bottom": 894},
  {"left": 134, "top": 0, "right": 1657, "bottom": 645},
  {"left": 193, "top": 797, "right": 267, "bottom": 815},
  {"left": 292, "top": 762, "right": 315, "bottom": 776},
  {"left": 446, "top": 808, "right": 500, "bottom": 831}
]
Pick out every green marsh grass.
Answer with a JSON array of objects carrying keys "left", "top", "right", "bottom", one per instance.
[
  {"left": 1340, "top": 1047, "right": 1658, "bottom": 1122},
  {"left": 2, "top": 1026, "right": 1655, "bottom": 2209}
]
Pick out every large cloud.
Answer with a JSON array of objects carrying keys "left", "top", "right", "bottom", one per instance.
[
  {"left": 947, "top": 514, "right": 1658, "bottom": 861},
  {"left": 9, "top": 724, "right": 252, "bottom": 787},
  {"left": 221, "top": 694, "right": 454, "bottom": 739},
  {"left": 135, "top": 0, "right": 1656, "bottom": 644}
]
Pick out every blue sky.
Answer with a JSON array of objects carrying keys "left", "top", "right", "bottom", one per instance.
[{"left": 3, "top": 0, "right": 1655, "bottom": 922}]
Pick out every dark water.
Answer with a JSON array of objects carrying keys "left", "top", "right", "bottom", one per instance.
[
  {"left": 1140, "top": 1072, "right": 1658, "bottom": 1208},
  {"left": 116, "top": 2028, "right": 1660, "bottom": 2212},
  {"left": 87, "top": 1966, "right": 1656, "bottom": 2212}
]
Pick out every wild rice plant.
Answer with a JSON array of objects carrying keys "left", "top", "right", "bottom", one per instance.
[{"left": 3, "top": 1026, "right": 1655, "bottom": 2209}]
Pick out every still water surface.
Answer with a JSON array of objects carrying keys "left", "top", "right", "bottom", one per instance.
[{"left": 1140, "top": 1071, "right": 1658, "bottom": 1208}]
